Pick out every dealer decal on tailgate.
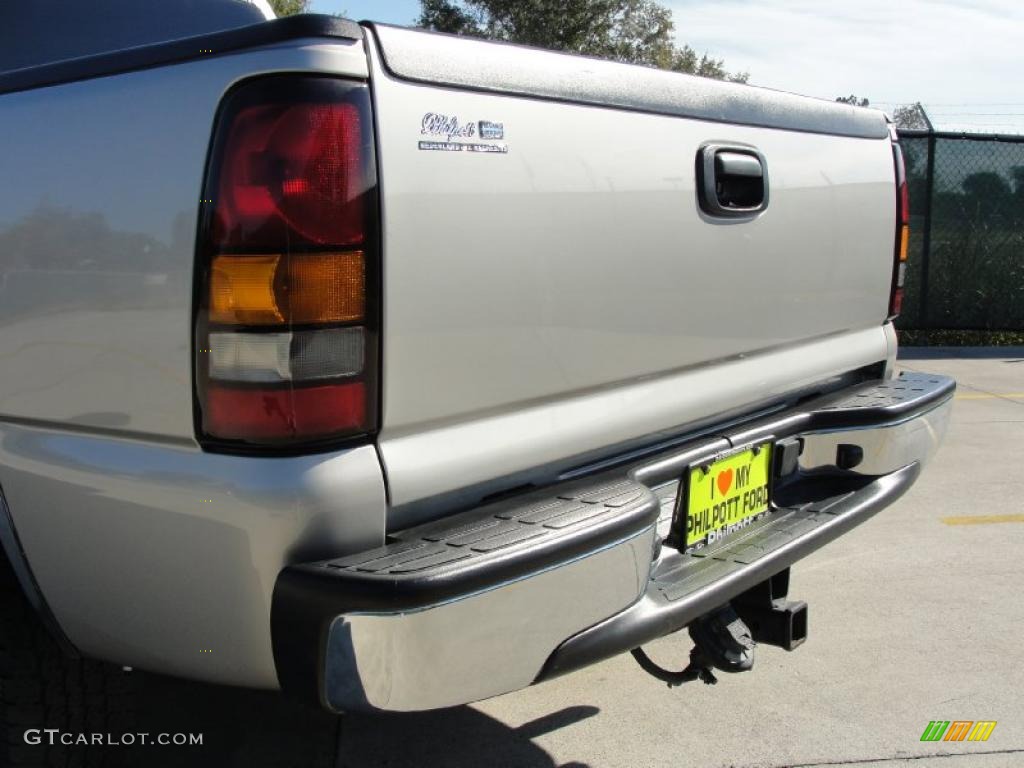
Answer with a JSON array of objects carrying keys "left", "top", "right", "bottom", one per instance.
[{"left": 684, "top": 443, "right": 773, "bottom": 550}]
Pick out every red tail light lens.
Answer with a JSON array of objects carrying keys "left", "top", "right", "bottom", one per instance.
[
  {"left": 216, "top": 101, "right": 364, "bottom": 248},
  {"left": 195, "top": 77, "right": 377, "bottom": 451},
  {"left": 205, "top": 382, "right": 367, "bottom": 440},
  {"left": 890, "top": 141, "right": 909, "bottom": 319}
]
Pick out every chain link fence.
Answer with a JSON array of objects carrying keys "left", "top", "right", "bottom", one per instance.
[{"left": 897, "top": 130, "right": 1024, "bottom": 331}]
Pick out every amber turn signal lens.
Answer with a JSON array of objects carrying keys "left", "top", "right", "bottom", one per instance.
[
  {"left": 209, "top": 251, "right": 365, "bottom": 325},
  {"left": 288, "top": 251, "right": 365, "bottom": 325},
  {"left": 899, "top": 224, "right": 909, "bottom": 262},
  {"left": 210, "top": 255, "right": 283, "bottom": 325}
]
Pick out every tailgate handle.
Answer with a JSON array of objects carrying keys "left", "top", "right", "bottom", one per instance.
[{"left": 698, "top": 144, "right": 769, "bottom": 218}]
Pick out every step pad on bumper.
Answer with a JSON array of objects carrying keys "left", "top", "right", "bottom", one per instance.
[
  {"left": 812, "top": 371, "right": 954, "bottom": 425},
  {"left": 272, "top": 476, "right": 659, "bottom": 704},
  {"left": 657, "top": 499, "right": 856, "bottom": 601},
  {"left": 316, "top": 478, "right": 652, "bottom": 599},
  {"left": 326, "top": 480, "right": 647, "bottom": 579}
]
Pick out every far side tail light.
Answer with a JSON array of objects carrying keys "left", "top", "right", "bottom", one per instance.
[
  {"left": 194, "top": 77, "right": 378, "bottom": 451},
  {"left": 889, "top": 140, "right": 909, "bottom": 319}
]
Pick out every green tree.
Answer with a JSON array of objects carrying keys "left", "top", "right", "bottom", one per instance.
[
  {"left": 962, "top": 171, "right": 1010, "bottom": 200},
  {"left": 892, "top": 102, "right": 931, "bottom": 131},
  {"left": 268, "top": 0, "right": 309, "bottom": 16},
  {"left": 961, "top": 171, "right": 1013, "bottom": 220},
  {"left": 835, "top": 95, "right": 870, "bottom": 107},
  {"left": 418, "top": 0, "right": 748, "bottom": 82}
]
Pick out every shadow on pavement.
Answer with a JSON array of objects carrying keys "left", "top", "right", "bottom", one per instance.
[
  {"left": 115, "top": 672, "right": 595, "bottom": 768},
  {"left": 132, "top": 672, "right": 340, "bottom": 768},
  {"left": 339, "top": 704, "right": 599, "bottom": 768}
]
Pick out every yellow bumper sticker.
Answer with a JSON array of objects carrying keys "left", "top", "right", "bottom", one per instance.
[{"left": 685, "top": 443, "right": 772, "bottom": 549}]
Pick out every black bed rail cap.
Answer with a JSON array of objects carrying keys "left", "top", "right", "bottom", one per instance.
[{"left": 0, "top": 14, "right": 362, "bottom": 97}]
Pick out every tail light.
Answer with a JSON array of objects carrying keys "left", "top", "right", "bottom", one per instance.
[
  {"left": 194, "top": 77, "right": 378, "bottom": 451},
  {"left": 889, "top": 140, "right": 909, "bottom": 318}
]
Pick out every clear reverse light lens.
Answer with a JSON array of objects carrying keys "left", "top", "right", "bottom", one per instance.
[{"left": 209, "top": 328, "right": 364, "bottom": 383}]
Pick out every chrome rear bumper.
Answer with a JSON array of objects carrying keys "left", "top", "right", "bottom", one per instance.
[
  {"left": 324, "top": 530, "right": 653, "bottom": 711},
  {"left": 272, "top": 372, "right": 954, "bottom": 712}
]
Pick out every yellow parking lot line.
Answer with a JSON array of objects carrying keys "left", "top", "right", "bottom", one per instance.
[
  {"left": 941, "top": 514, "right": 1024, "bottom": 526},
  {"left": 955, "top": 392, "right": 1024, "bottom": 400}
]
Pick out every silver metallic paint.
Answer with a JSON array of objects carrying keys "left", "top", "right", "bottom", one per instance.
[
  {"left": 0, "top": 39, "right": 368, "bottom": 439},
  {"left": 379, "top": 327, "right": 891, "bottom": 522},
  {"left": 0, "top": 426, "right": 385, "bottom": 688},
  {"left": 0, "top": 40, "right": 386, "bottom": 688},
  {"left": 364, "top": 34, "right": 898, "bottom": 519}
]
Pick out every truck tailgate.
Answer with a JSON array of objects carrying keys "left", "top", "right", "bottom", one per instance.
[{"left": 364, "top": 25, "right": 897, "bottom": 517}]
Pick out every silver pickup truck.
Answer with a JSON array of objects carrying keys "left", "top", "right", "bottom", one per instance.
[{"left": 0, "top": 0, "right": 953, "bottom": 755}]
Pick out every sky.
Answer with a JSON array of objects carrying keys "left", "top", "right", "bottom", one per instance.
[{"left": 310, "top": 0, "right": 1024, "bottom": 134}]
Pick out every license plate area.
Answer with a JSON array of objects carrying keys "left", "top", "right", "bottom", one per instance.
[{"left": 674, "top": 441, "right": 774, "bottom": 552}]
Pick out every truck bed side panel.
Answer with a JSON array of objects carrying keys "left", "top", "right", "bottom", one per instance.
[{"left": 0, "top": 39, "right": 384, "bottom": 689}]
